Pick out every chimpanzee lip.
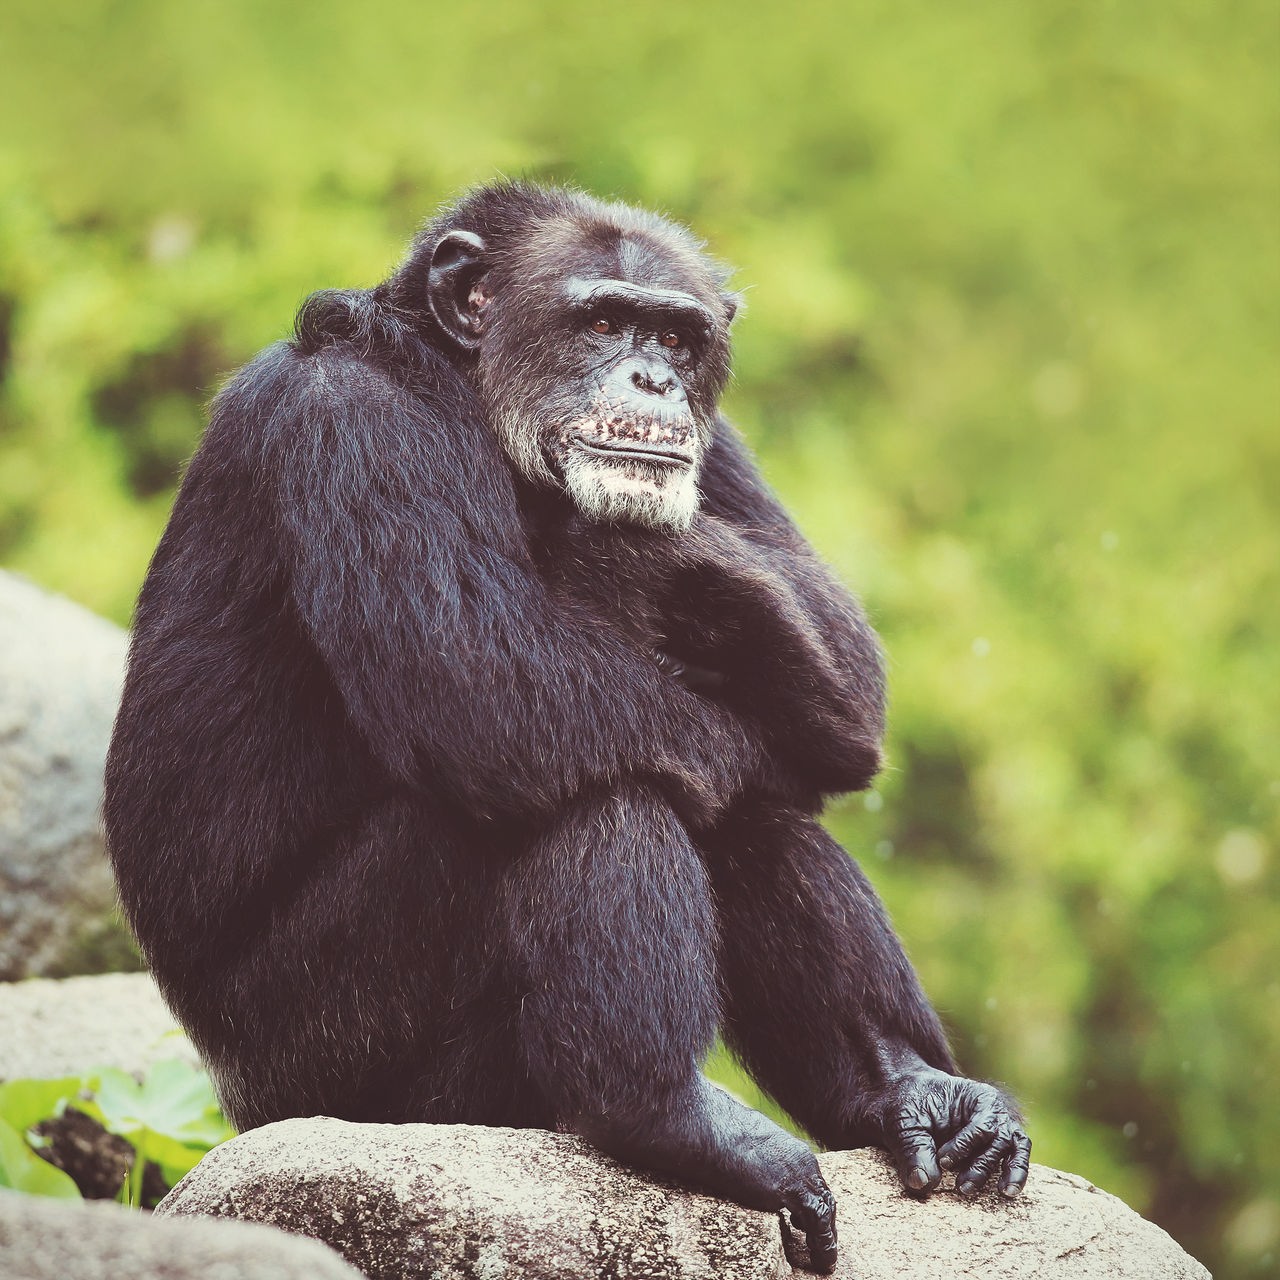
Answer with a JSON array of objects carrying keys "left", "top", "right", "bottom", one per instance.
[{"left": 571, "top": 434, "right": 694, "bottom": 468}]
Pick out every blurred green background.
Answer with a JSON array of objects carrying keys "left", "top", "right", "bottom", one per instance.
[{"left": 1, "top": 1, "right": 1276, "bottom": 1274}]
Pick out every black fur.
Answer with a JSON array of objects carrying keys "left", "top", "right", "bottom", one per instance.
[{"left": 104, "top": 183, "right": 1029, "bottom": 1272}]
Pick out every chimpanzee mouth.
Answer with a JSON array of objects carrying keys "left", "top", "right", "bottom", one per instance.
[
  {"left": 571, "top": 435, "right": 693, "bottom": 467},
  {"left": 565, "top": 412, "right": 697, "bottom": 468}
]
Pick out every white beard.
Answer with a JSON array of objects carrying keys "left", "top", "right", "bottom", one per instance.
[{"left": 559, "top": 449, "right": 700, "bottom": 532}]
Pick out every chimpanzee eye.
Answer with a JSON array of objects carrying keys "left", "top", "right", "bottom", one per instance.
[
  {"left": 590, "top": 316, "right": 615, "bottom": 335},
  {"left": 659, "top": 330, "right": 684, "bottom": 350}
]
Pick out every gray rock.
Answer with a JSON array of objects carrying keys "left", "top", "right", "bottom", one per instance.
[
  {"left": 817, "top": 1145, "right": 1209, "bottom": 1280},
  {"left": 0, "top": 570, "right": 134, "bottom": 979},
  {"left": 0, "top": 1187, "right": 364, "bottom": 1280},
  {"left": 0, "top": 972, "right": 196, "bottom": 1083},
  {"left": 157, "top": 1118, "right": 1210, "bottom": 1280},
  {"left": 159, "top": 1117, "right": 787, "bottom": 1280}
]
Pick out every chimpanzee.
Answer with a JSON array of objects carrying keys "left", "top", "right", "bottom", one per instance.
[{"left": 104, "top": 182, "right": 1030, "bottom": 1273}]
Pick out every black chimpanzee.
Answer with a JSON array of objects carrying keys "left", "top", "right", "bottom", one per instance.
[{"left": 104, "top": 182, "right": 1030, "bottom": 1273}]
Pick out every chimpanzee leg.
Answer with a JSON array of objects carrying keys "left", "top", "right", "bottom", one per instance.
[
  {"left": 704, "top": 799, "right": 955, "bottom": 1146},
  {"left": 498, "top": 783, "right": 839, "bottom": 1272}
]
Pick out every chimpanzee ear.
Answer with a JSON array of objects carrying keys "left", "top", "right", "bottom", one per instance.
[
  {"left": 720, "top": 291, "right": 745, "bottom": 326},
  {"left": 427, "top": 230, "right": 488, "bottom": 352}
]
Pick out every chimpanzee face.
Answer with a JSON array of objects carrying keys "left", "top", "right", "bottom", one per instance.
[{"left": 427, "top": 208, "right": 737, "bottom": 532}]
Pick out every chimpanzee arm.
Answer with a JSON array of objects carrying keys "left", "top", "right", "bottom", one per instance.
[
  {"left": 666, "top": 420, "right": 887, "bottom": 793},
  {"left": 222, "top": 340, "right": 763, "bottom": 825},
  {"left": 697, "top": 420, "right": 887, "bottom": 703}
]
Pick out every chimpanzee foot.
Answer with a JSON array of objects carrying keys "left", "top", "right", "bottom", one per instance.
[{"left": 576, "top": 1076, "right": 839, "bottom": 1274}]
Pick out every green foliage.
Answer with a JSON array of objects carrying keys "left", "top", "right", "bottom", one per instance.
[
  {"left": 0, "top": 1120, "right": 82, "bottom": 1199},
  {"left": 0, "top": 1077, "right": 81, "bottom": 1136},
  {"left": 79, "top": 1061, "right": 236, "bottom": 1200},
  {"left": 0, "top": 1078, "right": 82, "bottom": 1199},
  {"left": 0, "top": 1063, "right": 233, "bottom": 1206},
  {"left": 0, "top": 3, "right": 1275, "bottom": 1275},
  {"left": 44, "top": 914, "right": 144, "bottom": 980}
]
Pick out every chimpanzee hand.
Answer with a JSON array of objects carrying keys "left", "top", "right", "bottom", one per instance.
[
  {"left": 863, "top": 1066, "right": 1031, "bottom": 1198},
  {"left": 700, "top": 1083, "right": 838, "bottom": 1273}
]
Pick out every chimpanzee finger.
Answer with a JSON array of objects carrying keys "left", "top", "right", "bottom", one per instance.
[
  {"left": 890, "top": 1109, "right": 942, "bottom": 1192},
  {"left": 936, "top": 1108, "right": 1000, "bottom": 1173},
  {"left": 999, "top": 1129, "right": 1032, "bottom": 1198},
  {"left": 956, "top": 1125, "right": 1015, "bottom": 1196},
  {"left": 781, "top": 1186, "right": 839, "bottom": 1274}
]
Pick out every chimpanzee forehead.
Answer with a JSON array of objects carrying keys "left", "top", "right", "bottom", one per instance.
[
  {"left": 612, "top": 231, "right": 709, "bottom": 292},
  {"left": 521, "top": 215, "right": 723, "bottom": 306}
]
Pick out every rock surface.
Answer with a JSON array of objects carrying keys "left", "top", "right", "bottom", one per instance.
[
  {"left": 0, "top": 1187, "right": 363, "bottom": 1280},
  {"left": 818, "top": 1146, "right": 1208, "bottom": 1280},
  {"left": 161, "top": 1118, "right": 786, "bottom": 1280},
  {"left": 158, "top": 1117, "right": 1210, "bottom": 1280},
  {"left": 0, "top": 971, "right": 196, "bottom": 1083},
  {"left": 0, "top": 570, "right": 133, "bottom": 979}
]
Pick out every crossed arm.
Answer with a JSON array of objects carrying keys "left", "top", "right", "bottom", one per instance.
[
  {"left": 658, "top": 420, "right": 888, "bottom": 797},
  {"left": 232, "top": 341, "right": 768, "bottom": 826}
]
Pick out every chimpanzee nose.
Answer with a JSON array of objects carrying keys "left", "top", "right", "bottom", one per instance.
[{"left": 628, "top": 359, "right": 682, "bottom": 399}]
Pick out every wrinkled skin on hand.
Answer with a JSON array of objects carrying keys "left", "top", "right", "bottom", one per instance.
[{"left": 858, "top": 1067, "right": 1032, "bottom": 1199}]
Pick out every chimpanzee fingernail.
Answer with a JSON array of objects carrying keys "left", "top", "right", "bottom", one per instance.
[
  {"left": 939, "top": 1154, "right": 954, "bottom": 1171},
  {"left": 1001, "top": 1183, "right": 1022, "bottom": 1198},
  {"left": 907, "top": 1168, "right": 928, "bottom": 1190}
]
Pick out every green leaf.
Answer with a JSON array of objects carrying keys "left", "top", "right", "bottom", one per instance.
[
  {"left": 83, "top": 1060, "right": 234, "bottom": 1149},
  {"left": 79, "top": 1068, "right": 146, "bottom": 1140},
  {"left": 0, "top": 1078, "right": 81, "bottom": 1135},
  {"left": 148, "top": 1136, "right": 213, "bottom": 1186},
  {"left": 0, "top": 1118, "right": 81, "bottom": 1199}
]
